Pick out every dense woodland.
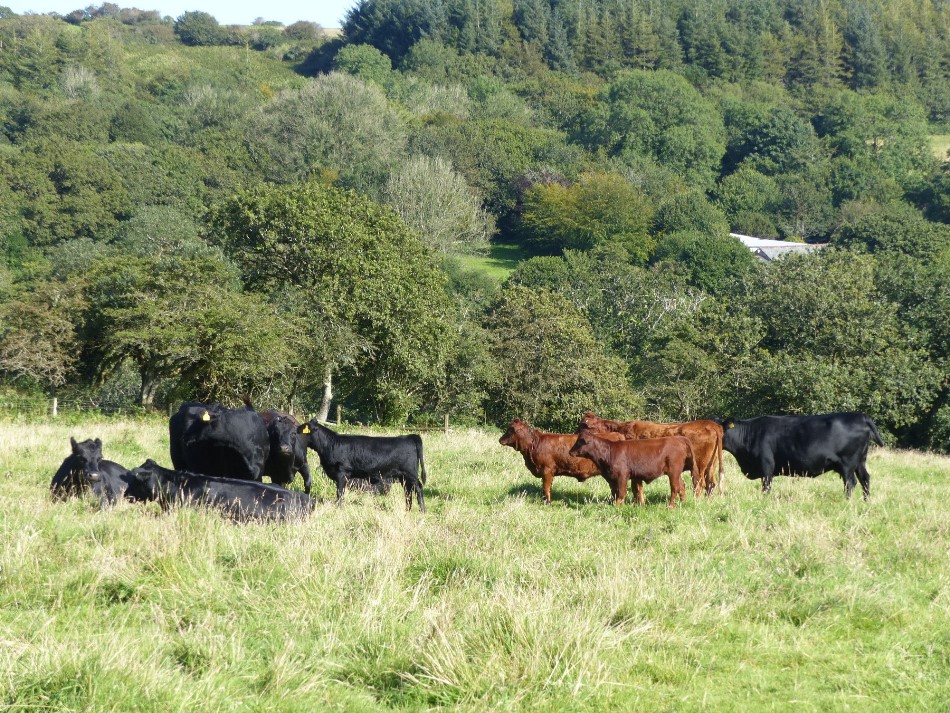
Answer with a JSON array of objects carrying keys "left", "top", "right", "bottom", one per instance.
[{"left": 0, "top": 1, "right": 948, "bottom": 451}]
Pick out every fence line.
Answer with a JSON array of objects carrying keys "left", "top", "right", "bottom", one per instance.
[{"left": 0, "top": 399, "right": 457, "bottom": 433}]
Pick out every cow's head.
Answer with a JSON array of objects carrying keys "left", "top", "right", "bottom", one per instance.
[
  {"left": 578, "top": 411, "right": 606, "bottom": 432},
  {"left": 267, "top": 413, "right": 299, "bottom": 457},
  {"left": 568, "top": 426, "right": 597, "bottom": 459},
  {"left": 70, "top": 437, "right": 104, "bottom": 484},
  {"left": 127, "top": 459, "right": 163, "bottom": 504},
  {"left": 499, "top": 418, "right": 532, "bottom": 449}
]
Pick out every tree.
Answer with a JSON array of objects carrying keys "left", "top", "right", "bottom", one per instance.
[
  {"left": 516, "top": 171, "right": 655, "bottom": 259},
  {"left": 651, "top": 230, "right": 758, "bottom": 294},
  {"left": 578, "top": 69, "right": 726, "bottom": 189},
  {"left": 82, "top": 251, "right": 293, "bottom": 407},
  {"left": 383, "top": 155, "right": 493, "bottom": 254},
  {"left": 174, "top": 11, "right": 226, "bottom": 46},
  {"left": 652, "top": 190, "right": 730, "bottom": 237},
  {"left": 483, "top": 284, "right": 639, "bottom": 431},
  {"left": 831, "top": 201, "right": 950, "bottom": 262},
  {"left": 246, "top": 72, "right": 407, "bottom": 192},
  {"left": 739, "top": 249, "right": 942, "bottom": 430},
  {"left": 210, "top": 182, "right": 456, "bottom": 424},
  {"left": 332, "top": 43, "right": 392, "bottom": 85},
  {"left": 0, "top": 280, "right": 83, "bottom": 389}
]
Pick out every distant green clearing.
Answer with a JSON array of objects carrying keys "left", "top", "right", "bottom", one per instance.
[
  {"left": 929, "top": 134, "right": 950, "bottom": 161},
  {"left": 454, "top": 242, "right": 530, "bottom": 282},
  {"left": 2, "top": 418, "right": 949, "bottom": 711}
]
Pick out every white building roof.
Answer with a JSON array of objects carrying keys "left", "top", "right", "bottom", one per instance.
[{"left": 730, "top": 233, "right": 827, "bottom": 262}]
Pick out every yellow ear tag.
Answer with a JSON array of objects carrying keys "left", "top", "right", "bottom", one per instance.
[
  {"left": 728, "top": 423, "right": 734, "bottom": 429},
  {"left": 302, "top": 425, "right": 310, "bottom": 434},
  {"left": 201, "top": 411, "right": 211, "bottom": 422}
]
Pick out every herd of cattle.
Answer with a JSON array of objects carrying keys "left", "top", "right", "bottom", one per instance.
[
  {"left": 501, "top": 410, "right": 884, "bottom": 507},
  {"left": 49, "top": 400, "right": 884, "bottom": 521}
]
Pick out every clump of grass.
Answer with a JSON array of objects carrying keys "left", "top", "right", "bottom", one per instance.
[{"left": 1, "top": 419, "right": 949, "bottom": 710}]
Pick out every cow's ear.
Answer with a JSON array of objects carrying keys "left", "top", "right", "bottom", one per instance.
[
  {"left": 95, "top": 438, "right": 102, "bottom": 447},
  {"left": 70, "top": 436, "right": 78, "bottom": 450},
  {"left": 201, "top": 410, "right": 211, "bottom": 422}
]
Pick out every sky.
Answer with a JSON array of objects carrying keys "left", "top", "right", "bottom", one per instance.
[{"left": 6, "top": 0, "right": 355, "bottom": 28}]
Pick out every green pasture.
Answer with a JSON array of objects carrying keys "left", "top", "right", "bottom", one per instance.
[
  {"left": 929, "top": 134, "right": 950, "bottom": 161},
  {"left": 453, "top": 242, "right": 529, "bottom": 282},
  {"left": 1, "top": 418, "right": 948, "bottom": 711}
]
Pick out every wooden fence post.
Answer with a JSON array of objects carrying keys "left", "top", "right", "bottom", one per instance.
[
  {"left": 444, "top": 413, "right": 449, "bottom": 434},
  {"left": 51, "top": 398, "right": 58, "bottom": 417},
  {"left": 336, "top": 404, "right": 342, "bottom": 425}
]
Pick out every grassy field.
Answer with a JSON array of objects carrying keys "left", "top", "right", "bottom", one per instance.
[
  {"left": 454, "top": 242, "right": 530, "bottom": 283},
  {"left": 1, "top": 418, "right": 949, "bottom": 711},
  {"left": 929, "top": 134, "right": 950, "bottom": 161}
]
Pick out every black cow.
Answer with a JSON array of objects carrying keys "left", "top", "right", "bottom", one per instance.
[
  {"left": 126, "top": 459, "right": 312, "bottom": 522},
  {"left": 50, "top": 437, "right": 135, "bottom": 507},
  {"left": 169, "top": 401, "right": 269, "bottom": 482},
  {"left": 714, "top": 412, "right": 884, "bottom": 499},
  {"left": 296, "top": 419, "right": 426, "bottom": 511},
  {"left": 259, "top": 410, "right": 312, "bottom": 494}
]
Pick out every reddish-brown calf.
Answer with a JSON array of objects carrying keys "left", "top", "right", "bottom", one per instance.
[
  {"left": 569, "top": 426, "right": 691, "bottom": 508},
  {"left": 499, "top": 418, "right": 624, "bottom": 504},
  {"left": 580, "top": 412, "right": 724, "bottom": 496}
]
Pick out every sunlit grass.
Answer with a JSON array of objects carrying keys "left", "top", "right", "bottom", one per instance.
[
  {"left": 1, "top": 419, "right": 949, "bottom": 710},
  {"left": 929, "top": 134, "right": 950, "bottom": 161}
]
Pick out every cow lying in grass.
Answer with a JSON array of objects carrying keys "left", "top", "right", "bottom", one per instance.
[
  {"left": 498, "top": 418, "right": 626, "bottom": 504},
  {"left": 126, "top": 459, "right": 312, "bottom": 522},
  {"left": 569, "top": 426, "right": 692, "bottom": 507},
  {"left": 296, "top": 419, "right": 426, "bottom": 512},
  {"left": 50, "top": 437, "right": 135, "bottom": 507}
]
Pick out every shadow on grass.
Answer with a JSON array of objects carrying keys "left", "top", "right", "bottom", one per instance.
[{"left": 505, "top": 482, "right": 677, "bottom": 509}]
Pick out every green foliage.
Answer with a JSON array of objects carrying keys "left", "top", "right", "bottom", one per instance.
[
  {"left": 714, "top": 165, "right": 782, "bottom": 235},
  {"left": 738, "top": 250, "right": 942, "bottom": 430},
  {"left": 579, "top": 69, "right": 726, "bottom": 189},
  {"left": 333, "top": 43, "right": 393, "bottom": 85},
  {"left": 382, "top": 155, "right": 493, "bottom": 255},
  {"left": 210, "top": 182, "right": 455, "bottom": 424},
  {"left": 10, "top": 139, "right": 129, "bottom": 246},
  {"left": 651, "top": 230, "right": 757, "bottom": 294},
  {"left": 174, "top": 12, "right": 226, "bottom": 47},
  {"left": 247, "top": 71, "right": 407, "bottom": 191},
  {"left": 483, "top": 284, "right": 639, "bottom": 430},
  {"left": 831, "top": 200, "right": 950, "bottom": 261},
  {"left": 516, "top": 171, "right": 655, "bottom": 259},
  {"left": 652, "top": 190, "right": 730, "bottom": 237}
]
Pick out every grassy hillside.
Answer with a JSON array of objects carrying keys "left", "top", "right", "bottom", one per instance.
[{"left": 1, "top": 419, "right": 949, "bottom": 711}]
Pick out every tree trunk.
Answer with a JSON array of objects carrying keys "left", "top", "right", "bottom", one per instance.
[
  {"left": 139, "top": 370, "right": 157, "bottom": 409},
  {"left": 317, "top": 366, "right": 333, "bottom": 422}
]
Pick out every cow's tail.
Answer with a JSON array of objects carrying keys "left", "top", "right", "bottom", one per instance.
[
  {"left": 416, "top": 435, "right": 427, "bottom": 485},
  {"left": 715, "top": 428, "right": 725, "bottom": 493},
  {"left": 866, "top": 415, "right": 884, "bottom": 447}
]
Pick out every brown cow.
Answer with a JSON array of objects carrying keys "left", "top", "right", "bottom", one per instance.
[
  {"left": 569, "top": 426, "right": 691, "bottom": 508},
  {"left": 499, "top": 418, "right": 624, "bottom": 504},
  {"left": 580, "top": 412, "right": 724, "bottom": 496}
]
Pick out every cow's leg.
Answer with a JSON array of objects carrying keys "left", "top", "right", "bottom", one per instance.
[
  {"left": 414, "top": 479, "right": 426, "bottom": 513},
  {"left": 841, "top": 468, "right": 857, "bottom": 499},
  {"left": 615, "top": 476, "right": 628, "bottom": 506},
  {"left": 690, "top": 453, "right": 706, "bottom": 497},
  {"left": 633, "top": 479, "right": 645, "bottom": 506},
  {"left": 403, "top": 478, "right": 414, "bottom": 511},
  {"left": 300, "top": 461, "right": 312, "bottom": 495},
  {"left": 761, "top": 474, "right": 773, "bottom": 494},
  {"left": 856, "top": 463, "right": 871, "bottom": 500},
  {"left": 334, "top": 470, "right": 348, "bottom": 505},
  {"left": 607, "top": 478, "right": 621, "bottom": 506},
  {"left": 666, "top": 471, "right": 684, "bottom": 508},
  {"left": 541, "top": 470, "right": 554, "bottom": 505}
]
